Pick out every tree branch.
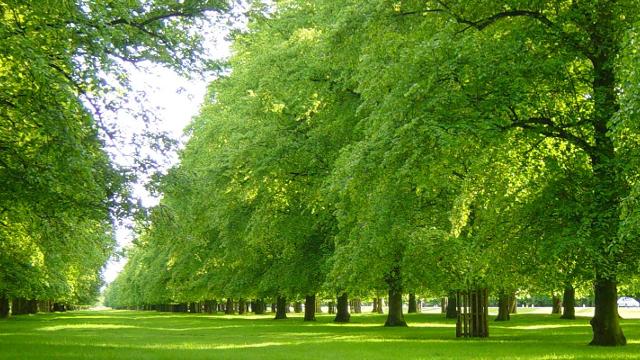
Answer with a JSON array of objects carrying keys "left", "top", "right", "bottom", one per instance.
[
  {"left": 506, "top": 115, "right": 594, "bottom": 156},
  {"left": 432, "top": 1, "right": 592, "bottom": 56}
]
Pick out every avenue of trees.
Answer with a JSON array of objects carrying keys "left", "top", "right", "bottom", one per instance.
[
  {"left": 104, "top": 0, "right": 640, "bottom": 347},
  {"left": 0, "top": 0, "right": 228, "bottom": 317}
]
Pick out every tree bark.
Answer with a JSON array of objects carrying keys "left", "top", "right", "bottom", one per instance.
[
  {"left": 590, "top": 278, "right": 626, "bottom": 345},
  {"left": 508, "top": 293, "right": 517, "bottom": 314},
  {"left": 334, "top": 292, "right": 350, "bottom": 322},
  {"left": 275, "top": 296, "right": 287, "bottom": 320},
  {"left": 376, "top": 297, "right": 384, "bottom": 314},
  {"left": 446, "top": 291, "right": 457, "bottom": 319},
  {"left": 238, "top": 299, "right": 246, "bottom": 314},
  {"left": 225, "top": 298, "right": 234, "bottom": 315},
  {"left": 304, "top": 295, "right": 316, "bottom": 321},
  {"left": 441, "top": 297, "right": 447, "bottom": 314},
  {"left": 552, "top": 294, "right": 561, "bottom": 314},
  {"left": 0, "top": 296, "right": 9, "bottom": 318},
  {"left": 385, "top": 288, "right": 407, "bottom": 327},
  {"left": 561, "top": 285, "right": 576, "bottom": 320},
  {"left": 495, "top": 292, "right": 511, "bottom": 321},
  {"left": 372, "top": 297, "right": 378, "bottom": 313},
  {"left": 408, "top": 293, "right": 417, "bottom": 313},
  {"left": 253, "top": 299, "right": 265, "bottom": 314}
]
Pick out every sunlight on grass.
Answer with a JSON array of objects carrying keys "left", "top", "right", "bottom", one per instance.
[
  {"left": 38, "top": 324, "right": 138, "bottom": 331},
  {"left": 1, "top": 310, "right": 639, "bottom": 359},
  {"left": 411, "top": 322, "right": 456, "bottom": 328},
  {"left": 496, "top": 324, "right": 590, "bottom": 330},
  {"left": 211, "top": 342, "right": 290, "bottom": 350}
]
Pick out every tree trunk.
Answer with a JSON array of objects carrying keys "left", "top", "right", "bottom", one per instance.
[
  {"left": 385, "top": 288, "right": 407, "bottom": 327},
  {"left": 376, "top": 297, "right": 384, "bottom": 314},
  {"left": 440, "top": 297, "right": 447, "bottom": 314},
  {"left": 351, "top": 298, "right": 362, "bottom": 313},
  {"left": 20, "top": 299, "right": 36, "bottom": 314},
  {"left": 238, "top": 299, "right": 246, "bottom": 314},
  {"left": 372, "top": 298, "right": 378, "bottom": 313},
  {"left": 225, "top": 298, "right": 234, "bottom": 315},
  {"left": 328, "top": 301, "right": 335, "bottom": 314},
  {"left": 552, "top": 294, "right": 561, "bottom": 314},
  {"left": 586, "top": 5, "right": 626, "bottom": 346},
  {"left": 561, "top": 285, "right": 576, "bottom": 320},
  {"left": 509, "top": 294, "right": 517, "bottom": 314},
  {"left": 0, "top": 296, "right": 9, "bottom": 318},
  {"left": 408, "top": 293, "right": 417, "bottom": 313},
  {"left": 334, "top": 293, "right": 350, "bottom": 323},
  {"left": 293, "top": 301, "right": 302, "bottom": 313},
  {"left": 495, "top": 292, "right": 510, "bottom": 321},
  {"left": 304, "top": 295, "right": 316, "bottom": 321},
  {"left": 446, "top": 291, "right": 457, "bottom": 319},
  {"left": 590, "top": 278, "right": 626, "bottom": 346},
  {"left": 254, "top": 299, "right": 265, "bottom": 314},
  {"left": 275, "top": 296, "right": 287, "bottom": 320}
]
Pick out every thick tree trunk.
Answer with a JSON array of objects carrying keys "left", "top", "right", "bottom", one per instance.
[
  {"left": 372, "top": 298, "right": 378, "bottom": 313},
  {"left": 275, "top": 296, "right": 287, "bottom": 320},
  {"left": 446, "top": 291, "right": 458, "bottom": 319},
  {"left": 561, "top": 285, "right": 576, "bottom": 320},
  {"left": 495, "top": 292, "right": 510, "bottom": 321},
  {"left": 304, "top": 295, "right": 316, "bottom": 321},
  {"left": 441, "top": 297, "right": 447, "bottom": 314},
  {"left": 552, "top": 294, "right": 561, "bottom": 314},
  {"left": 376, "top": 297, "right": 384, "bottom": 314},
  {"left": 586, "top": 5, "right": 626, "bottom": 346},
  {"left": 334, "top": 293, "right": 350, "bottom": 323},
  {"left": 225, "top": 298, "right": 234, "bottom": 315},
  {"left": 590, "top": 278, "right": 626, "bottom": 346},
  {"left": 385, "top": 288, "right": 407, "bottom": 327},
  {"left": 408, "top": 293, "right": 417, "bottom": 313},
  {"left": 238, "top": 299, "right": 246, "bottom": 314}
]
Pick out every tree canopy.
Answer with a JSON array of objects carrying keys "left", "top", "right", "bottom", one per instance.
[{"left": 90, "top": 0, "right": 640, "bottom": 347}]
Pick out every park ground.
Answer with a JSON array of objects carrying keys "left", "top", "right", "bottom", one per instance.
[{"left": 1, "top": 307, "right": 639, "bottom": 359}]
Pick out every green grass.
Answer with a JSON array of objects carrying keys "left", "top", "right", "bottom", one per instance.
[{"left": 1, "top": 309, "right": 639, "bottom": 359}]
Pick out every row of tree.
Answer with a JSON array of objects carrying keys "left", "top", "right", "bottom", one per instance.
[
  {"left": 0, "top": 0, "right": 229, "bottom": 317},
  {"left": 104, "top": 0, "right": 640, "bottom": 346}
]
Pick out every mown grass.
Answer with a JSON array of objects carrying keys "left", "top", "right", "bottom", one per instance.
[{"left": 1, "top": 308, "right": 639, "bottom": 359}]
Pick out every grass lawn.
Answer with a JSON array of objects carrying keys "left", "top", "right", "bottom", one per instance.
[{"left": 1, "top": 308, "right": 639, "bottom": 359}]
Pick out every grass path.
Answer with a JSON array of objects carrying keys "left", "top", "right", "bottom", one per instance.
[{"left": 1, "top": 310, "right": 639, "bottom": 359}]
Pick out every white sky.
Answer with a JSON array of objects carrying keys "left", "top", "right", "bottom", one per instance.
[{"left": 102, "top": 33, "right": 232, "bottom": 285}]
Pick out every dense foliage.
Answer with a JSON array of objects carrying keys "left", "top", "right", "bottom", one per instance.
[
  {"left": 0, "top": 0, "right": 228, "bottom": 312},
  {"left": 104, "top": 0, "right": 640, "bottom": 346}
]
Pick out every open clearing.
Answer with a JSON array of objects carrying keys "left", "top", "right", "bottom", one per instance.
[{"left": 1, "top": 309, "right": 640, "bottom": 359}]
